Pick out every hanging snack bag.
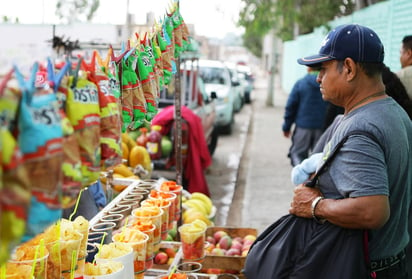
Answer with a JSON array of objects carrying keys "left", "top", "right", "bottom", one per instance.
[
  {"left": 136, "top": 41, "right": 158, "bottom": 122},
  {"left": 169, "top": 8, "right": 183, "bottom": 58},
  {"left": 142, "top": 34, "right": 161, "bottom": 99},
  {"left": 14, "top": 63, "right": 64, "bottom": 241},
  {"left": 123, "top": 54, "right": 146, "bottom": 130},
  {"left": 83, "top": 52, "right": 123, "bottom": 169},
  {"left": 48, "top": 59, "right": 83, "bottom": 209},
  {"left": 0, "top": 69, "right": 31, "bottom": 264},
  {"left": 66, "top": 59, "right": 101, "bottom": 186},
  {"left": 151, "top": 33, "right": 165, "bottom": 94},
  {"left": 157, "top": 27, "right": 173, "bottom": 86},
  {"left": 178, "top": 9, "right": 191, "bottom": 51}
]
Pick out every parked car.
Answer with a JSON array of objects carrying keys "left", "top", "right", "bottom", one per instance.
[
  {"left": 224, "top": 62, "right": 244, "bottom": 112},
  {"left": 236, "top": 64, "right": 254, "bottom": 103},
  {"left": 198, "top": 59, "right": 237, "bottom": 134},
  {"left": 158, "top": 59, "right": 219, "bottom": 156}
]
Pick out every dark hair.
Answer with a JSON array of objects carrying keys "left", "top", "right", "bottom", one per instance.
[
  {"left": 382, "top": 65, "right": 412, "bottom": 120},
  {"left": 402, "top": 35, "right": 412, "bottom": 50},
  {"left": 336, "top": 60, "right": 384, "bottom": 77}
]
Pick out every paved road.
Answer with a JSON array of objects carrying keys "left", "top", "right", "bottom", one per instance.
[{"left": 208, "top": 71, "right": 295, "bottom": 234}]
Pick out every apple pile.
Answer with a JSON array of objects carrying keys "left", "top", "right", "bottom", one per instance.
[
  {"left": 205, "top": 230, "right": 257, "bottom": 257},
  {"left": 153, "top": 246, "right": 178, "bottom": 265}
]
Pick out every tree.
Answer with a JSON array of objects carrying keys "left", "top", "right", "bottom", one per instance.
[
  {"left": 56, "top": 0, "right": 100, "bottom": 24},
  {"left": 238, "top": 0, "right": 385, "bottom": 56},
  {"left": 238, "top": 0, "right": 277, "bottom": 57}
]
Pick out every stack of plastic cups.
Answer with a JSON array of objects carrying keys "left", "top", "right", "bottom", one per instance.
[
  {"left": 100, "top": 214, "right": 124, "bottom": 230},
  {"left": 130, "top": 187, "right": 150, "bottom": 200},
  {"left": 148, "top": 190, "right": 177, "bottom": 231},
  {"left": 127, "top": 218, "right": 156, "bottom": 270},
  {"left": 132, "top": 206, "right": 163, "bottom": 253},
  {"left": 90, "top": 222, "right": 117, "bottom": 245},
  {"left": 121, "top": 193, "right": 144, "bottom": 209},
  {"left": 87, "top": 231, "right": 106, "bottom": 263},
  {"left": 112, "top": 228, "right": 148, "bottom": 279},
  {"left": 159, "top": 181, "right": 183, "bottom": 223}
]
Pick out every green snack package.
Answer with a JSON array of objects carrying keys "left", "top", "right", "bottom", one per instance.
[
  {"left": 151, "top": 34, "right": 165, "bottom": 92},
  {"left": 123, "top": 55, "right": 146, "bottom": 130},
  {"left": 138, "top": 38, "right": 158, "bottom": 121}
]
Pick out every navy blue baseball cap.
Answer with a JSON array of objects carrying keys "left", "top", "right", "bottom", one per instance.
[{"left": 297, "top": 24, "right": 384, "bottom": 66}]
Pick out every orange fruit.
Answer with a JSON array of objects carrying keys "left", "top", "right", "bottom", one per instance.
[{"left": 129, "top": 146, "right": 149, "bottom": 168}]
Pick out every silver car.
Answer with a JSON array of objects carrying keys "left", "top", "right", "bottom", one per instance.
[{"left": 198, "top": 59, "right": 236, "bottom": 134}]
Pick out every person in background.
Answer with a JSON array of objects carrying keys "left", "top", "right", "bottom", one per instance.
[
  {"left": 62, "top": 180, "right": 107, "bottom": 220},
  {"left": 397, "top": 35, "right": 412, "bottom": 99},
  {"left": 292, "top": 24, "right": 412, "bottom": 278},
  {"left": 282, "top": 67, "right": 328, "bottom": 166}
]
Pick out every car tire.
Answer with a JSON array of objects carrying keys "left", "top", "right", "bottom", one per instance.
[
  {"left": 220, "top": 111, "right": 234, "bottom": 135},
  {"left": 208, "top": 127, "right": 219, "bottom": 156},
  {"left": 245, "top": 91, "right": 251, "bottom": 103}
]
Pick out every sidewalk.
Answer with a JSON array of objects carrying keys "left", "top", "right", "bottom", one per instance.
[{"left": 228, "top": 71, "right": 294, "bottom": 234}]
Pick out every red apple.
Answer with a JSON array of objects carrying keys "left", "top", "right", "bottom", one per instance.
[
  {"left": 206, "top": 235, "right": 216, "bottom": 245},
  {"left": 164, "top": 247, "right": 176, "bottom": 258},
  {"left": 218, "top": 235, "right": 232, "bottom": 250},
  {"left": 225, "top": 248, "right": 241, "bottom": 256},
  {"left": 154, "top": 251, "right": 168, "bottom": 265},
  {"left": 231, "top": 240, "right": 243, "bottom": 251},
  {"left": 213, "top": 230, "right": 228, "bottom": 243},
  {"left": 233, "top": 237, "right": 244, "bottom": 244},
  {"left": 243, "top": 234, "right": 256, "bottom": 242},
  {"left": 211, "top": 247, "right": 226, "bottom": 256}
]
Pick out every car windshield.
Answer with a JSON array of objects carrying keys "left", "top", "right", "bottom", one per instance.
[{"left": 199, "top": 67, "right": 229, "bottom": 85}]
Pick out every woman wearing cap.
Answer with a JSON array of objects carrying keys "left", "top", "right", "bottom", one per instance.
[{"left": 290, "top": 24, "right": 412, "bottom": 278}]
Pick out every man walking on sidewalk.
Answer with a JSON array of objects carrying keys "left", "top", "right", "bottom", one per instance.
[{"left": 282, "top": 67, "right": 327, "bottom": 166}]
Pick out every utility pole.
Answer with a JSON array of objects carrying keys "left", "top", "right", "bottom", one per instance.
[{"left": 266, "top": 32, "right": 277, "bottom": 107}]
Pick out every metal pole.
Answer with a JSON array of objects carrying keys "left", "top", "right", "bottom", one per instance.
[{"left": 266, "top": 32, "right": 277, "bottom": 107}]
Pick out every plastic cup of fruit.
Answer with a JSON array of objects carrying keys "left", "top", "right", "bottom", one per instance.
[
  {"left": 112, "top": 228, "right": 149, "bottom": 279},
  {"left": 178, "top": 224, "right": 207, "bottom": 263}
]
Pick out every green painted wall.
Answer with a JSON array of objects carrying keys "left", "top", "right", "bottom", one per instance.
[{"left": 282, "top": 0, "right": 412, "bottom": 93}]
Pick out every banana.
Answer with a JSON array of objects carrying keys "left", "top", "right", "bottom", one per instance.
[
  {"left": 190, "top": 192, "right": 213, "bottom": 215},
  {"left": 113, "top": 164, "right": 134, "bottom": 177},
  {"left": 184, "top": 199, "right": 209, "bottom": 216}
]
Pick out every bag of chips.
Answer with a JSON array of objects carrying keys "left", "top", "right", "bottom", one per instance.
[
  {"left": 157, "top": 27, "right": 173, "bottom": 86},
  {"left": 14, "top": 63, "right": 64, "bottom": 241},
  {"left": 123, "top": 54, "right": 146, "bottom": 130},
  {"left": 83, "top": 52, "right": 122, "bottom": 169},
  {"left": 151, "top": 33, "right": 165, "bottom": 93},
  {"left": 0, "top": 69, "right": 31, "bottom": 264},
  {"left": 66, "top": 59, "right": 101, "bottom": 186},
  {"left": 136, "top": 38, "right": 158, "bottom": 122},
  {"left": 47, "top": 59, "right": 83, "bottom": 209}
]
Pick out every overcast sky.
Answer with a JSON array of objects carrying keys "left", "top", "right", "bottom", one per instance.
[{"left": 1, "top": 0, "right": 244, "bottom": 38}]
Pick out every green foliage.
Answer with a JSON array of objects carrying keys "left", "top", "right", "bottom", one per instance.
[
  {"left": 56, "top": 0, "right": 100, "bottom": 23},
  {"left": 238, "top": 0, "right": 361, "bottom": 55}
]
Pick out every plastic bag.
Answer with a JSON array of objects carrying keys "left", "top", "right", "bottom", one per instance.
[
  {"left": 66, "top": 60, "right": 101, "bottom": 186},
  {"left": 0, "top": 69, "right": 30, "bottom": 263},
  {"left": 15, "top": 63, "right": 64, "bottom": 241}
]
